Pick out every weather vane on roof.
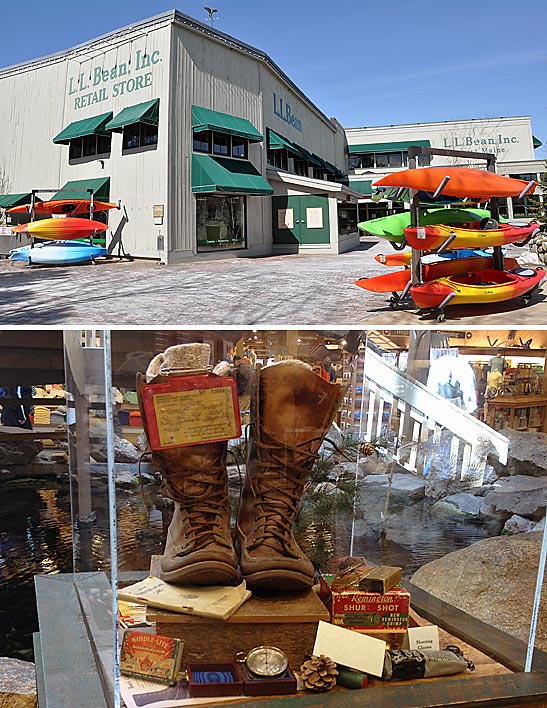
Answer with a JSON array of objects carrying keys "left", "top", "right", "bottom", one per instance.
[{"left": 204, "top": 7, "right": 219, "bottom": 27}]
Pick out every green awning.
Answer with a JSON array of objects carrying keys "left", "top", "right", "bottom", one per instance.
[
  {"left": 325, "top": 161, "right": 345, "bottom": 178},
  {"left": 533, "top": 135, "right": 542, "bottom": 149},
  {"left": 0, "top": 193, "right": 42, "bottom": 208},
  {"left": 192, "top": 106, "right": 263, "bottom": 142},
  {"left": 192, "top": 154, "right": 273, "bottom": 195},
  {"left": 294, "top": 145, "right": 323, "bottom": 167},
  {"left": 348, "top": 140, "right": 431, "bottom": 154},
  {"left": 105, "top": 99, "right": 160, "bottom": 132},
  {"left": 51, "top": 177, "right": 110, "bottom": 201},
  {"left": 267, "top": 129, "right": 303, "bottom": 157},
  {"left": 53, "top": 112, "right": 113, "bottom": 144},
  {"left": 348, "top": 180, "right": 373, "bottom": 195}
]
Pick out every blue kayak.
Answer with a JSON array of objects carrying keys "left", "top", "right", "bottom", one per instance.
[{"left": 9, "top": 240, "right": 108, "bottom": 265}]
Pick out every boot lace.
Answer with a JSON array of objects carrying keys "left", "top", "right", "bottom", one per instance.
[
  {"left": 247, "top": 430, "right": 321, "bottom": 557},
  {"left": 162, "top": 461, "right": 232, "bottom": 552}
]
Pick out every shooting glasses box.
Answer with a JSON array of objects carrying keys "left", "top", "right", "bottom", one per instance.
[
  {"left": 148, "top": 587, "right": 329, "bottom": 669},
  {"left": 319, "top": 573, "right": 410, "bottom": 647}
]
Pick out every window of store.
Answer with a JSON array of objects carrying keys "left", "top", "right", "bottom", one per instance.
[
  {"left": 193, "top": 130, "right": 250, "bottom": 161},
  {"left": 312, "top": 166, "right": 326, "bottom": 180},
  {"left": 193, "top": 131, "right": 211, "bottom": 153},
  {"left": 196, "top": 194, "right": 246, "bottom": 252},
  {"left": 122, "top": 123, "right": 158, "bottom": 151},
  {"left": 349, "top": 151, "right": 431, "bottom": 170},
  {"left": 267, "top": 147, "right": 289, "bottom": 171},
  {"left": 68, "top": 135, "right": 112, "bottom": 162},
  {"left": 294, "top": 158, "right": 308, "bottom": 176}
]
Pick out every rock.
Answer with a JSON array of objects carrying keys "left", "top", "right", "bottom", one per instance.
[
  {"left": 484, "top": 475, "right": 547, "bottom": 517},
  {"left": 0, "top": 468, "right": 16, "bottom": 482},
  {"left": 489, "top": 428, "right": 547, "bottom": 478},
  {"left": 0, "top": 439, "right": 43, "bottom": 466},
  {"left": 411, "top": 532, "right": 547, "bottom": 649},
  {"left": 0, "top": 657, "right": 36, "bottom": 696},
  {"left": 503, "top": 514, "right": 537, "bottom": 534},
  {"left": 89, "top": 422, "right": 139, "bottom": 463},
  {"left": 431, "top": 492, "right": 499, "bottom": 521},
  {"left": 363, "top": 472, "right": 425, "bottom": 504}
]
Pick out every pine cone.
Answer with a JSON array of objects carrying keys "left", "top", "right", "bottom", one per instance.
[
  {"left": 299, "top": 655, "right": 338, "bottom": 692},
  {"left": 360, "top": 442, "right": 375, "bottom": 456}
]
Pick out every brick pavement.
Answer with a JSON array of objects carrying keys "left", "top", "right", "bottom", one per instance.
[{"left": 0, "top": 237, "right": 545, "bottom": 326}]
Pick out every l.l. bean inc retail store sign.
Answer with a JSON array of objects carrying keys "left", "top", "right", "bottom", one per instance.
[{"left": 67, "top": 49, "right": 162, "bottom": 110}]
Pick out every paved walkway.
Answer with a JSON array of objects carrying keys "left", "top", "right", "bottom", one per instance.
[{"left": 0, "top": 237, "right": 545, "bottom": 326}]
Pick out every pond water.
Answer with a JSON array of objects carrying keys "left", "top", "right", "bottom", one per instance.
[{"left": 0, "top": 479, "right": 494, "bottom": 660}]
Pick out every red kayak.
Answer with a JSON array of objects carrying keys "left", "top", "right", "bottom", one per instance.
[
  {"left": 410, "top": 267, "right": 545, "bottom": 310},
  {"left": 9, "top": 199, "right": 119, "bottom": 215},
  {"left": 356, "top": 256, "right": 519, "bottom": 294},
  {"left": 373, "top": 167, "right": 536, "bottom": 199},
  {"left": 404, "top": 220, "right": 539, "bottom": 251}
]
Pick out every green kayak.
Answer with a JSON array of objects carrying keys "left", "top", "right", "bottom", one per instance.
[{"left": 358, "top": 208, "right": 506, "bottom": 249}]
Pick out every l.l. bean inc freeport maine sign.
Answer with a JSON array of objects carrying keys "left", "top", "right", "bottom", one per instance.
[
  {"left": 442, "top": 133, "right": 519, "bottom": 155},
  {"left": 67, "top": 49, "right": 162, "bottom": 110}
]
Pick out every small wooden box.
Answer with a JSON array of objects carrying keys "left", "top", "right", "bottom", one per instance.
[
  {"left": 187, "top": 662, "right": 243, "bottom": 698},
  {"left": 239, "top": 663, "right": 297, "bottom": 696},
  {"left": 147, "top": 573, "right": 329, "bottom": 669}
]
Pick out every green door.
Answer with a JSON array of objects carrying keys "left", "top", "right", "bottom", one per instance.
[{"left": 272, "top": 194, "right": 330, "bottom": 245}]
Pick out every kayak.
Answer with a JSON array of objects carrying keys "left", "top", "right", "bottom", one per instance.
[
  {"left": 404, "top": 220, "right": 540, "bottom": 251},
  {"left": 373, "top": 167, "right": 536, "bottom": 199},
  {"left": 355, "top": 256, "right": 519, "bottom": 294},
  {"left": 9, "top": 240, "right": 108, "bottom": 265},
  {"left": 9, "top": 199, "right": 119, "bottom": 215},
  {"left": 410, "top": 268, "right": 545, "bottom": 310},
  {"left": 375, "top": 248, "right": 494, "bottom": 267},
  {"left": 11, "top": 217, "right": 108, "bottom": 241},
  {"left": 358, "top": 207, "right": 505, "bottom": 244}
]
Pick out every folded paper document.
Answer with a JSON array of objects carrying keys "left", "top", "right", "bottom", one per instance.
[{"left": 119, "top": 577, "right": 251, "bottom": 621}]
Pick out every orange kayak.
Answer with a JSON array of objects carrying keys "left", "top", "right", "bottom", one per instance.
[
  {"left": 356, "top": 256, "right": 519, "bottom": 294},
  {"left": 410, "top": 268, "right": 545, "bottom": 310},
  {"left": 9, "top": 199, "right": 119, "bottom": 215},
  {"left": 11, "top": 217, "right": 108, "bottom": 241},
  {"left": 373, "top": 167, "right": 536, "bottom": 199},
  {"left": 404, "top": 221, "right": 539, "bottom": 250}
]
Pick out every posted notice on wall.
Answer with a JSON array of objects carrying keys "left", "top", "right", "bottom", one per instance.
[
  {"left": 306, "top": 207, "right": 323, "bottom": 229},
  {"left": 277, "top": 208, "right": 294, "bottom": 229}
]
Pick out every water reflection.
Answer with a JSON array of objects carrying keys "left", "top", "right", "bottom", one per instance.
[{"left": 1, "top": 479, "right": 496, "bottom": 660}]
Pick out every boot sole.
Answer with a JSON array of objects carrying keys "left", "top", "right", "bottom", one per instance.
[
  {"left": 159, "top": 561, "right": 239, "bottom": 586},
  {"left": 242, "top": 569, "right": 313, "bottom": 592}
]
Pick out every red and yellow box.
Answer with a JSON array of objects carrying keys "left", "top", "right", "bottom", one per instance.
[
  {"left": 119, "top": 630, "right": 184, "bottom": 685},
  {"left": 318, "top": 573, "right": 410, "bottom": 632}
]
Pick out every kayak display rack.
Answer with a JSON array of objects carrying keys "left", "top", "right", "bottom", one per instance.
[
  {"left": 14, "top": 187, "right": 132, "bottom": 266},
  {"left": 384, "top": 146, "right": 538, "bottom": 322}
]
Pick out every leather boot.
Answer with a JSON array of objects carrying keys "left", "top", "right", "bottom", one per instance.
[
  {"left": 136, "top": 344, "right": 238, "bottom": 586},
  {"left": 236, "top": 360, "right": 342, "bottom": 591}
]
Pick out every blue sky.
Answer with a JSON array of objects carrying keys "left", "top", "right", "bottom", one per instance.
[{"left": 2, "top": 0, "right": 547, "bottom": 158}]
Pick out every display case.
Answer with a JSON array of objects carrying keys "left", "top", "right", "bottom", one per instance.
[{"left": 22, "top": 329, "right": 547, "bottom": 708}]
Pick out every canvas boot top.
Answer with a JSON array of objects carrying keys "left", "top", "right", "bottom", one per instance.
[{"left": 237, "top": 360, "right": 342, "bottom": 590}]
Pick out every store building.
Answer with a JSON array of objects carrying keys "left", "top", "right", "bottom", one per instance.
[
  {"left": 0, "top": 10, "right": 361, "bottom": 263},
  {"left": 346, "top": 116, "right": 546, "bottom": 223}
]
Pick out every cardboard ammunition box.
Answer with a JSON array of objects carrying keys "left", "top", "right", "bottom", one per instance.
[{"left": 318, "top": 573, "right": 410, "bottom": 632}]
